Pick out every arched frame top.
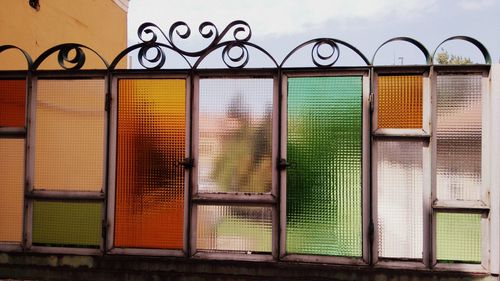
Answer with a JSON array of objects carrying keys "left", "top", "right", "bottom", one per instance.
[
  {"left": 432, "top": 36, "right": 492, "bottom": 65},
  {"left": 371, "top": 37, "right": 432, "bottom": 66}
]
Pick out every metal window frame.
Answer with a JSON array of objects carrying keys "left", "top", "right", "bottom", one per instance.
[
  {"left": 279, "top": 69, "right": 370, "bottom": 265},
  {"left": 190, "top": 70, "right": 280, "bottom": 261},
  {"left": 0, "top": 72, "right": 29, "bottom": 252},
  {"left": 25, "top": 72, "right": 108, "bottom": 255},
  {"left": 106, "top": 72, "right": 191, "bottom": 257},
  {"left": 430, "top": 66, "right": 491, "bottom": 272}
]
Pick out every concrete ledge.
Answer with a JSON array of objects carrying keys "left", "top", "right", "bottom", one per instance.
[{"left": 0, "top": 253, "right": 498, "bottom": 281}]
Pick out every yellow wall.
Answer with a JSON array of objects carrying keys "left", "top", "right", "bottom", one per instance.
[{"left": 0, "top": 0, "right": 127, "bottom": 69}]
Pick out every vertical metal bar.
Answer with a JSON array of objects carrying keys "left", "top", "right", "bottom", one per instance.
[
  {"left": 421, "top": 73, "right": 432, "bottom": 267},
  {"left": 272, "top": 72, "right": 280, "bottom": 260},
  {"left": 184, "top": 74, "right": 193, "bottom": 256},
  {"left": 369, "top": 67, "right": 376, "bottom": 265},
  {"left": 101, "top": 72, "right": 111, "bottom": 253},
  {"left": 25, "top": 74, "right": 38, "bottom": 249},
  {"left": 362, "top": 73, "right": 371, "bottom": 264},
  {"left": 489, "top": 64, "right": 500, "bottom": 274},
  {"left": 189, "top": 73, "right": 200, "bottom": 256},
  {"left": 279, "top": 73, "right": 288, "bottom": 259},
  {"left": 429, "top": 66, "right": 438, "bottom": 268}
]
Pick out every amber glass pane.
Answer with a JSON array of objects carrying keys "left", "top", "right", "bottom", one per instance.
[
  {"left": 0, "top": 139, "right": 25, "bottom": 243},
  {"left": 0, "top": 79, "right": 25, "bottom": 127},
  {"left": 34, "top": 79, "right": 105, "bottom": 191},
  {"left": 377, "top": 75, "right": 422, "bottom": 128},
  {"left": 115, "top": 79, "right": 185, "bottom": 249}
]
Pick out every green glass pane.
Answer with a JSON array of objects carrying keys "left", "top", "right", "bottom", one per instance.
[
  {"left": 33, "top": 201, "right": 101, "bottom": 247},
  {"left": 436, "top": 212, "right": 481, "bottom": 263},
  {"left": 286, "top": 76, "right": 362, "bottom": 256}
]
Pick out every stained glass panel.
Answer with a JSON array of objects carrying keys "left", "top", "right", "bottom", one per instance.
[
  {"left": 286, "top": 76, "right": 362, "bottom": 256},
  {"left": 0, "top": 79, "right": 25, "bottom": 127},
  {"left": 115, "top": 79, "right": 185, "bottom": 249},
  {"left": 34, "top": 79, "right": 105, "bottom": 191}
]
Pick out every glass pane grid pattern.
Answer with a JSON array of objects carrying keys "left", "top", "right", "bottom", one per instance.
[
  {"left": 32, "top": 201, "right": 101, "bottom": 247},
  {"left": 436, "top": 75, "right": 482, "bottom": 200},
  {"left": 286, "top": 76, "right": 362, "bottom": 256},
  {"left": 198, "top": 78, "right": 273, "bottom": 193},
  {"left": 196, "top": 205, "right": 272, "bottom": 253},
  {"left": 376, "top": 140, "right": 423, "bottom": 259},
  {"left": 34, "top": 79, "right": 105, "bottom": 191},
  {"left": 115, "top": 79, "right": 185, "bottom": 249},
  {"left": 0, "top": 79, "right": 26, "bottom": 127},
  {"left": 0, "top": 139, "right": 25, "bottom": 243},
  {"left": 377, "top": 75, "right": 423, "bottom": 129},
  {"left": 436, "top": 212, "right": 481, "bottom": 263}
]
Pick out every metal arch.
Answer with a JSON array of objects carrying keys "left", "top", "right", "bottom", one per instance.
[
  {"left": 280, "top": 38, "right": 371, "bottom": 68},
  {"left": 193, "top": 41, "right": 279, "bottom": 69},
  {"left": 31, "top": 43, "right": 109, "bottom": 70},
  {"left": 431, "top": 36, "right": 492, "bottom": 65},
  {"left": 371, "top": 37, "right": 431, "bottom": 66},
  {"left": 0, "top": 45, "right": 33, "bottom": 70},
  {"left": 108, "top": 42, "right": 193, "bottom": 70}
]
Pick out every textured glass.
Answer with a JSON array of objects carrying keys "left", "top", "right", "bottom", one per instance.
[
  {"left": 377, "top": 75, "right": 422, "bottom": 128},
  {"left": 286, "top": 76, "right": 362, "bottom": 256},
  {"left": 34, "top": 79, "right": 105, "bottom": 191},
  {"left": 436, "top": 75, "right": 482, "bottom": 200},
  {"left": 32, "top": 201, "right": 101, "bottom": 247},
  {"left": 198, "top": 78, "right": 273, "bottom": 193},
  {"left": 0, "top": 79, "right": 26, "bottom": 127},
  {"left": 376, "top": 140, "right": 423, "bottom": 259},
  {"left": 196, "top": 205, "right": 272, "bottom": 253},
  {"left": 0, "top": 139, "right": 25, "bottom": 243},
  {"left": 436, "top": 212, "right": 481, "bottom": 263},
  {"left": 115, "top": 79, "right": 185, "bottom": 249}
]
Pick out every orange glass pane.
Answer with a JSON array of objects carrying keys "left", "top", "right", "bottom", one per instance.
[
  {"left": 115, "top": 79, "right": 185, "bottom": 249},
  {"left": 377, "top": 75, "right": 423, "bottom": 128},
  {"left": 34, "top": 79, "right": 105, "bottom": 191},
  {"left": 0, "top": 139, "right": 25, "bottom": 243},
  {"left": 0, "top": 79, "right": 26, "bottom": 127}
]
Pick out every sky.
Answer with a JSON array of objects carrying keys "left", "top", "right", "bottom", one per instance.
[{"left": 127, "top": 0, "right": 500, "bottom": 67}]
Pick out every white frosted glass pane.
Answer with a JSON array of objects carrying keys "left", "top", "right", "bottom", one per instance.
[
  {"left": 196, "top": 205, "right": 272, "bottom": 253},
  {"left": 376, "top": 140, "right": 423, "bottom": 259},
  {"left": 198, "top": 78, "right": 273, "bottom": 193},
  {"left": 436, "top": 75, "right": 482, "bottom": 200}
]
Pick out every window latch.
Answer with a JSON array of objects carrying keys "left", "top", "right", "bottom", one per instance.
[
  {"left": 178, "top": 158, "right": 194, "bottom": 169},
  {"left": 278, "top": 158, "right": 291, "bottom": 170}
]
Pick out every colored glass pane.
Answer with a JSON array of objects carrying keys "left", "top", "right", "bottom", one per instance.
[
  {"left": 32, "top": 201, "right": 101, "bottom": 247},
  {"left": 0, "top": 79, "right": 25, "bottom": 127},
  {"left": 377, "top": 75, "right": 422, "bottom": 128},
  {"left": 436, "top": 75, "right": 482, "bottom": 200},
  {"left": 0, "top": 139, "right": 25, "bottom": 243},
  {"left": 34, "top": 79, "right": 105, "bottom": 191},
  {"left": 376, "top": 140, "right": 423, "bottom": 259},
  {"left": 436, "top": 212, "right": 481, "bottom": 263},
  {"left": 115, "top": 79, "right": 185, "bottom": 249},
  {"left": 198, "top": 78, "right": 273, "bottom": 193},
  {"left": 286, "top": 76, "right": 362, "bottom": 256},
  {"left": 196, "top": 205, "right": 272, "bottom": 253}
]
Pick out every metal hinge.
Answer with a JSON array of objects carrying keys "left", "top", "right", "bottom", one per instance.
[
  {"left": 102, "top": 219, "right": 107, "bottom": 239},
  {"left": 369, "top": 92, "right": 374, "bottom": 112},
  {"left": 368, "top": 220, "right": 375, "bottom": 244},
  {"left": 178, "top": 157, "right": 194, "bottom": 169},
  {"left": 105, "top": 93, "right": 111, "bottom": 112}
]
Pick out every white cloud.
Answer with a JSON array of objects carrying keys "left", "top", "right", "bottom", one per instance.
[
  {"left": 458, "top": 0, "right": 495, "bottom": 10},
  {"left": 128, "top": 0, "right": 438, "bottom": 39}
]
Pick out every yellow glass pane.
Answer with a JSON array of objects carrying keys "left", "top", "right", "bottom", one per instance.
[
  {"left": 115, "top": 79, "right": 185, "bottom": 249},
  {"left": 34, "top": 80, "right": 105, "bottom": 191},
  {"left": 377, "top": 75, "right": 423, "bottom": 128},
  {"left": 0, "top": 139, "right": 25, "bottom": 243}
]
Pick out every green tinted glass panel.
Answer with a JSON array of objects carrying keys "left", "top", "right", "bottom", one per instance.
[
  {"left": 33, "top": 201, "right": 101, "bottom": 247},
  {"left": 436, "top": 212, "right": 481, "bottom": 263},
  {"left": 286, "top": 76, "right": 362, "bottom": 256}
]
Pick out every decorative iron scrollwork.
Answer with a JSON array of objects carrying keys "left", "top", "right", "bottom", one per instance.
[
  {"left": 311, "top": 39, "right": 340, "bottom": 67},
  {"left": 57, "top": 45, "right": 86, "bottom": 70}
]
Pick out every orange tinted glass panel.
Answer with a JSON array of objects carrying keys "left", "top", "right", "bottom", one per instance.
[
  {"left": 377, "top": 75, "right": 422, "bottom": 128},
  {"left": 0, "top": 79, "right": 25, "bottom": 127},
  {"left": 34, "top": 79, "right": 105, "bottom": 191},
  {"left": 115, "top": 79, "right": 185, "bottom": 249},
  {"left": 0, "top": 139, "right": 25, "bottom": 243}
]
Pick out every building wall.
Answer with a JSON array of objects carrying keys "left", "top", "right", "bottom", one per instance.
[{"left": 0, "top": 0, "right": 128, "bottom": 69}]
